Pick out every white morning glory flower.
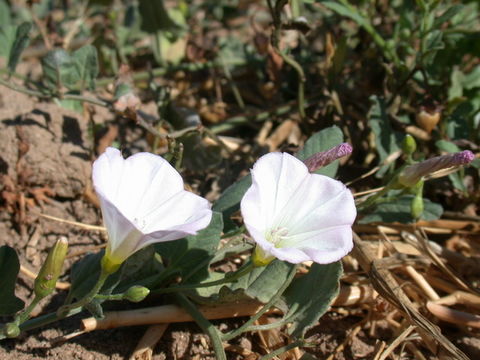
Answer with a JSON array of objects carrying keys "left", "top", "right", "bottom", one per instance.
[
  {"left": 93, "top": 147, "right": 212, "bottom": 272},
  {"left": 240, "top": 152, "right": 356, "bottom": 266}
]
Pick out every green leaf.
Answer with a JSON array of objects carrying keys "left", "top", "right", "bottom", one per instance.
[
  {"left": 359, "top": 195, "right": 443, "bottom": 224},
  {"left": 448, "top": 172, "right": 467, "bottom": 193},
  {"left": 296, "top": 125, "right": 344, "bottom": 178},
  {"left": 448, "top": 67, "right": 464, "bottom": 100},
  {"left": 433, "top": 5, "right": 464, "bottom": 28},
  {"left": 462, "top": 65, "right": 480, "bottom": 90},
  {"left": 113, "top": 247, "right": 165, "bottom": 292},
  {"left": 0, "top": 25, "right": 17, "bottom": 58},
  {"left": 54, "top": 98, "right": 84, "bottom": 113},
  {"left": 283, "top": 262, "right": 342, "bottom": 338},
  {"left": 180, "top": 133, "right": 222, "bottom": 171},
  {"left": 72, "top": 45, "right": 99, "bottom": 91},
  {"left": 67, "top": 251, "right": 119, "bottom": 303},
  {"left": 42, "top": 49, "right": 79, "bottom": 91},
  {"left": 0, "top": 0, "right": 12, "bottom": 26},
  {"left": 435, "top": 140, "right": 460, "bottom": 153},
  {"left": 0, "top": 246, "right": 25, "bottom": 315},
  {"left": 422, "top": 30, "right": 444, "bottom": 65},
  {"left": 213, "top": 175, "right": 251, "bottom": 232},
  {"left": 193, "top": 260, "right": 295, "bottom": 304},
  {"left": 155, "top": 212, "right": 223, "bottom": 283},
  {"left": 138, "top": 0, "right": 183, "bottom": 33},
  {"left": 7, "top": 22, "right": 31, "bottom": 73},
  {"left": 320, "top": 1, "right": 369, "bottom": 29}
]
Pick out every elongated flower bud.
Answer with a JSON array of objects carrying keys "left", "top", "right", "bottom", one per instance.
[
  {"left": 34, "top": 238, "right": 68, "bottom": 299},
  {"left": 303, "top": 143, "right": 353, "bottom": 173},
  {"left": 398, "top": 150, "right": 474, "bottom": 187}
]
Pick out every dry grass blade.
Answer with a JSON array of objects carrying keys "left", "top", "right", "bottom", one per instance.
[
  {"left": 129, "top": 324, "right": 169, "bottom": 360},
  {"left": 36, "top": 212, "right": 105, "bottom": 231},
  {"left": 426, "top": 302, "right": 480, "bottom": 329},
  {"left": 413, "top": 229, "right": 476, "bottom": 293},
  {"left": 352, "top": 233, "right": 470, "bottom": 360},
  {"left": 80, "top": 284, "right": 374, "bottom": 334},
  {"left": 376, "top": 325, "right": 415, "bottom": 360}
]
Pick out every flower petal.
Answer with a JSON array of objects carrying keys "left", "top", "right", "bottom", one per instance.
[
  {"left": 275, "top": 173, "right": 356, "bottom": 236},
  {"left": 241, "top": 151, "right": 356, "bottom": 265},
  {"left": 96, "top": 193, "right": 143, "bottom": 264},
  {"left": 142, "top": 191, "right": 212, "bottom": 234},
  {"left": 93, "top": 147, "right": 213, "bottom": 264},
  {"left": 241, "top": 152, "right": 309, "bottom": 232}
]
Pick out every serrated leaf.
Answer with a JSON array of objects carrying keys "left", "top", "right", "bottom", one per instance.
[
  {"left": 0, "top": 246, "right": 25, "bottom": 315},
  {"left": 155, "top": 212, "right": 223, "bottom": 283},
  {"left": 193, "top": 260, "right": 295, "bottom": 304},
  {"left": 295, "top": 125, "right": 344, "bottom": 178},
  {"left": 359, "top": 195, "right": 443, "bottom": 224},
  {"left": 283, "top": 262, "right": 342, "bottom": 338},
  {"left": 213, "top": 175, "right": 251, "bottom": 232},
  {"left": 72, "top": 45, "right": 99, "bottom": 91},
  {"left": 7, "top": 22, "right": 31, "bottom": 73}
]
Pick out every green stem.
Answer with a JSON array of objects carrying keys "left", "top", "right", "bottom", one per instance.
[
  {"left": 61, "top": 93, "right": 109, "bottom": 107},
  {"left": 222, "top": 264, "right": 297, "bottom": 341},
  {"left": 219, "top": 55, "right": 245, "bottom": 110},
  {"left": 19, "top": 307, "right": 83, "bottom": 333},
  {"left": 175, "top": 293, "right": 226, "bottom": 360},
  {"left": 0, "top": 77, "right": 110, "bottom": 108},
  {"left": 13, "top": 296, "right": 42, "bottom": 325},
  {"left": 239, "top": 316, "right": 294, "bottom": 332},
  {"left": 94, "top": 293, "right": 124, "bottom": 301},
  {"left": 267, "top": 0, "right": 306, "bottom": 118},
  {"left": 57, "top": 267, "right": 111, "bottom": 317},
  {"left": 0, "top": 77, "right": 48, "bottom": 98}
]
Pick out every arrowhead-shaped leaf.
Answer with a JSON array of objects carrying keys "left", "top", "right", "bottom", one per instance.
[{"left": 283, "top": 262, "right": 342, "bottom": 338}]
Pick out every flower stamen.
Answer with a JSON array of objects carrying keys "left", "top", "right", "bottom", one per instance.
[{"left": 266, "top": 227, "right": 289, "bottom": 247}]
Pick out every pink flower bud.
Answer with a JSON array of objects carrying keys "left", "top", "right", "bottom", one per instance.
[
  {"left": 303, "top": 143, "right": 353, "bottom": 173},
  {"left": 399, "top": 150, "right": 474, "bottom": 187}
]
